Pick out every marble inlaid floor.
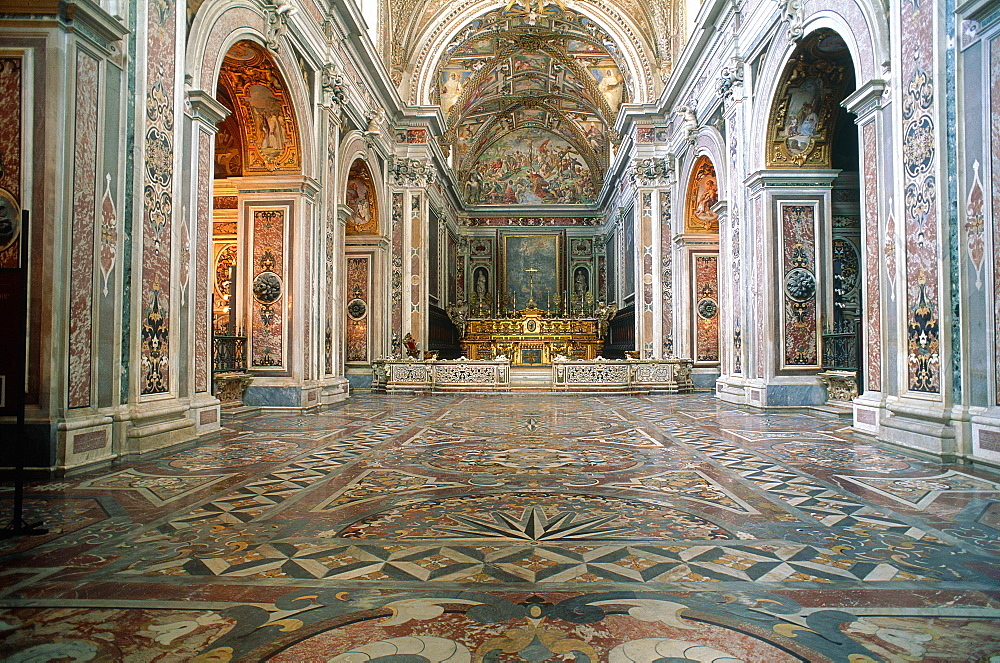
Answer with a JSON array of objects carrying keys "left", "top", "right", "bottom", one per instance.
[{"left": 2, "top": 394, "right": 1000, "bottom": 660}]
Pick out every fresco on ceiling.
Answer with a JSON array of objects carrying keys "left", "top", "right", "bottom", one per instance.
[
  {"left": 591, "top": 65, "right": 624, "bottom": 115},
  {"left": 467, "top": 128, "right": 597, "bottom": 205}
]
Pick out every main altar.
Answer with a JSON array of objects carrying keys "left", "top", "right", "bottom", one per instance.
[{"left": 460, "top": 310, "right": 604, "bottom": 365}]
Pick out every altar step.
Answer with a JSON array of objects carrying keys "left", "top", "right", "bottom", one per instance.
[{"left": 509, "top": 367, "right": 553, "bottom": 390}]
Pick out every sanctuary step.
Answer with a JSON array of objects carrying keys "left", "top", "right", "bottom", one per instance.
[{"left": 509, "top": 367, "right": 553, "bottom": 390}]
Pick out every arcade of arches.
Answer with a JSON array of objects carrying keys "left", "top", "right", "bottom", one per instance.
[{"left": 3, "top": 0, "right": 1000, "bottom": 658}]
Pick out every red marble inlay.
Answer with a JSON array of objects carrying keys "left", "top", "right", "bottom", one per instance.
[
  {"left": 68, "top": 52, "right": 99, "bottom": 408},
  {"left": 199, "top": 408, "right": 218, "bottom": 425},
  {"left": 251, "top": 209, "right": 285, "bottom": 368},
  {"left": 0, "top": 57, "right": 21, "bottom": 268},
  {"left": 862, "top": 121, "right": 882, "bottom": 391},
  {"left": 782, "top": 205, "right": 818, "bottom": 366},
  {"left": 195, "top": 131, "right": 211, "bottom": 392},
  {"left": 694, "top": 254, "right": 720, "bottom": 363},
  {"left": 72, "top": 429, "right": 107, "bottom": 454}
]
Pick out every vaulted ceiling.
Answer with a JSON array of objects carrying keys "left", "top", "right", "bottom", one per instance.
[{"left": 382, "top": 0, "right": 683, "bottom": 207}]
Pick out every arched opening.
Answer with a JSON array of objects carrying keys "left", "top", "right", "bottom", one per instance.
[
  {"left": 763, "top": 28, "right": 860, "bottom": 404},
  {"left": 345, "top": 157, "right": 379, "bottom": 369},
  {"left": 684, "top": 154, "right": 721, "bottom": 385},
  {"left": 209, "top": 40, "right": 302, "bottom": 405}
]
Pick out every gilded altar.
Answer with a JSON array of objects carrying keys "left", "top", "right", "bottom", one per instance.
[{"left": 460, "top": 311, "right": 604, "bottom": 365}]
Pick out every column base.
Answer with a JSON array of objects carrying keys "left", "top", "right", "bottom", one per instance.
[{"left": 879, "top": 396, "right": 957, "bottom": 460}]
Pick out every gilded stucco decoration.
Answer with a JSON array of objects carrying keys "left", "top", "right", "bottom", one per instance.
[
  {"left": 346, "top": 159, "right": 379, "bottom": 235},
  {"left": 218, "top": 41, "right": 301, "bottom": 174},
  {"left": 432, "top": 6, "right": 633, "bottom": 205},
  {"left": 684, "top": 155, "right": 719, "bottom": 233},
  {"left": 766, "top": 30, "right": 853, "bottom": 168}
]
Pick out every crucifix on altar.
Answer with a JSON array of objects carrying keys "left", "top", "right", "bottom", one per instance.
[{"left": 524, "top": 267, "right": 539, "bottom": 309}]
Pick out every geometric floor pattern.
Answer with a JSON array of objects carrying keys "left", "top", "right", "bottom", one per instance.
[{"left": 2, "top": 393, "right": 1000, "bottom": 661}]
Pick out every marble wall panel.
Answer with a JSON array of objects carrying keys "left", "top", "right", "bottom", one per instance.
[
  {"left": 391, "top": 192, "right": 403, "bottom": 343},
  {"left": 410, "top": 193, "right": 422, "bottom": 334},
  {"left": 140, "top": 0, "right": 176, "bottom": 395},
  {"left": 641, "top": 191, "right": 653, "bottom": 353},
  {"left": 862, "top": 121, "right": 882, "bottom": 391},
  {"left": 346, "top": 256, "right": 370, "bottom": 362},
  {"left": 659, "top": 191, "right": 673, "bottom": 356},
  {"left": 69, "top": 52, "right": 99, "bottom": 408},
  {"left": 900, "top": 0, "right": 940, "bottom": 394},
  {"left": 781, "top": 204, "right": 818, "bottom": 367},
  {"left": 195, "top": 130, "right": 211, "bottom": 393},
  {"left": 992, "top": 36, "right": 1000, "bottom": 405},
  {"left": 694, "top": 254, "right": 720, "bottom": 363},
  {"left": 325, "top": 117, "right": 336, "bottom": 375},
  {"left": 250, "top": 209, "right": 285, "bottom": 368}
]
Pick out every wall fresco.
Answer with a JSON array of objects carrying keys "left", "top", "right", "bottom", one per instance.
[
  {"left": 781, "top": 205, "right": 818, "bottom": 367},
  {"left": 218, "top": 41, "right": 300, "bottom": 174},
  {"left": 901, "top": 0, "right": 940, "bottom": 393},
  {"left": 140, "top": 0, "right": 176, "bottom": 395},
  {"left": 685, "top": 156, "right": 719, "bottom": 233},
  {"left": 250, "top": 210, "right": 285, "bottom": 368},
  {"left": 69, "top": 52, "right": 99, "bottom": 408},
  {"left": 694, "top": 254, "right": 720, "bottom": 363},
  {"left": 460, "top": 217, "right": 601, "bottom": 227},
  {"left": 346, "top": 256, "right": 369, "bottom": 362},
  {"left": 862, "top": 122, "right": 882, "bottom": 392},
  {"left": 346, "top": 159, "right": 378, "bottom": 234}
]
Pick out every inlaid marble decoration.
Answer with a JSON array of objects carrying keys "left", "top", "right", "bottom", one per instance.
[
  {"left": 862, "top": 121, "right": 882, "bottom": 392},
  {"left": 781, "top": 204, "right": 818, "bottom": 367},
  {"left": 250, "top": 210, "right": 285, "bottom": 368},
  {"left": 641, "top": 192, "right": 653, "bottom": 352},
  {"left": 325, "top": 117, "right": 336, "bottom": 375},
  {"left": 901, "top": 0, "right": 940, "bottom": 394},
  {"left": 991, "top": 36, "right": 1000, "bottom": 405},
  {"left": 69, "top": 52, "right": 99, "bottom": 408},
  {"left": 965, "top": 160, "right": 985, "bottom": 289},
  {"left": 99, "top": 174, "right": 117, "bottom": 296},
  {"left": 346, "top": 256, "right": 369, "bottom": 363},
  {"left": 884, "top": 196, "right": 897, "bottom": 299},
  {"left": 0, "top": 57, "right": 21, "bottom": 268},
  {"left": 140, "top": 0, "right": 176, "bottom": 395},
  {"left": 391, "top": 192, "right": 403, "bottom": 342},
  {"left": 694, "top": 254, "right": 719, "bottom": 363},
  {"left": 410, "top": 193, "right": 421, "bottom": 332},
  {"left": 754, "top": 197, "right": 764, "bottom": 378},
  {"left": 730, "top": 133, "right": 741, "bottom": 374},
  {"left": 658, "top": 191, "right": 673, "bottom": 356},
  {"left": 195, "top": 131, "right": 211, "bottom": 393}
]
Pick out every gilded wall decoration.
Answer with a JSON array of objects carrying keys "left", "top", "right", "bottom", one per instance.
[
  {"left": 900, "top": 3, "right": 939, "bottom": 394},
  {"left": 781, "top": 205, "right": 818, "bottom": 367},
  {"left": 218, "top": 41, "right": 300, "bottom": 174},
  {"left": 685, "top": 155, "right": 719, "bottom": 233},
  {"left": 345, "top": 159, "right": 378, "bottom": 234},
  {"left": 140, "top": 0, "right": 176, "bottom": 396},
  {"left": 214, "top": 244, "right": 237, "bottom": 300},
  {"left": 766, "top": 30, "right": 851, "bottom": 168}
]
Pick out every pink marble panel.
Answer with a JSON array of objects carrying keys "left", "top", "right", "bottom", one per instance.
[
  {"left": 69, "top": 52, "right": 99, "bottom": 408},
  {"left": 72, "top": 429, "right": 106, "bottom": 454},
  {"left": 862, "top": 121, "right": 882, "bottom": 391},
  {"left": 410, "top": 193, "right": 421, "bottom": 332},
  {"left": 391, "top": 192, "right": 403, "bottom": 340},
  {"left": 695, "top": 254, "right": 720, "bottom": 363},
  {"left": 198, "top": 7, "right": 265, "bottom": 91},
  {"left": 325, "top": 117, "right": 337, "bottom": 375},
  {"left": 195, "top": 130, "right": 211, "bottom": 393},
  {"left": 346, "top": 256, "right": 369, "bottom": 362},
  {"left": 251, "top": 210, "right": 285, "bottom": 368},
  {"left": 659, "top": 191, "right": 673, "bottom": 355},
  {"left": 782, "top": 205, "right": 818, "bottom": 366}
]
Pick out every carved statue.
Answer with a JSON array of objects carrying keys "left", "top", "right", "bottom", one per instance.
[
  {"left": 594, "top": 300, "right": 617, "bottom": 340},
  {"left": 403, "top": 332, "right": 420, "bottom": 358},
  {"left": 446, "top": 299, "right": 470, "bottom": 338}
]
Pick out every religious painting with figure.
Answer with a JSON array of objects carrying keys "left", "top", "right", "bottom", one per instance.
[{"left": 500, "top": 231, "right": 564, "bottom": 311}]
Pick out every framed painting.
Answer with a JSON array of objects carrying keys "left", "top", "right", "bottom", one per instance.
[{"left": 499, "top": 230, "right": 565, "bottom": 312}]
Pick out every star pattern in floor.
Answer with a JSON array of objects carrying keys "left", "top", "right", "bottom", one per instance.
[{"left": 2, "top": 394, "right": 1000, "bottom": 661}]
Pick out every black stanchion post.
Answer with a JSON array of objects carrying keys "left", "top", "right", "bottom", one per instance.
[{"left": 1, "top": 209, "right": 46, "bottom": 539}]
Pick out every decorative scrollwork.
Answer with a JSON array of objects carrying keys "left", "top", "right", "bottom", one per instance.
[{"left": 632, "top": 157, "right": 673, "bottom": 185}]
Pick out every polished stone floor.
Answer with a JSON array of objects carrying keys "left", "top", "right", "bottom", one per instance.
[{"left": 2, "top": 393, "right": 1000, "bottom": 661}]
